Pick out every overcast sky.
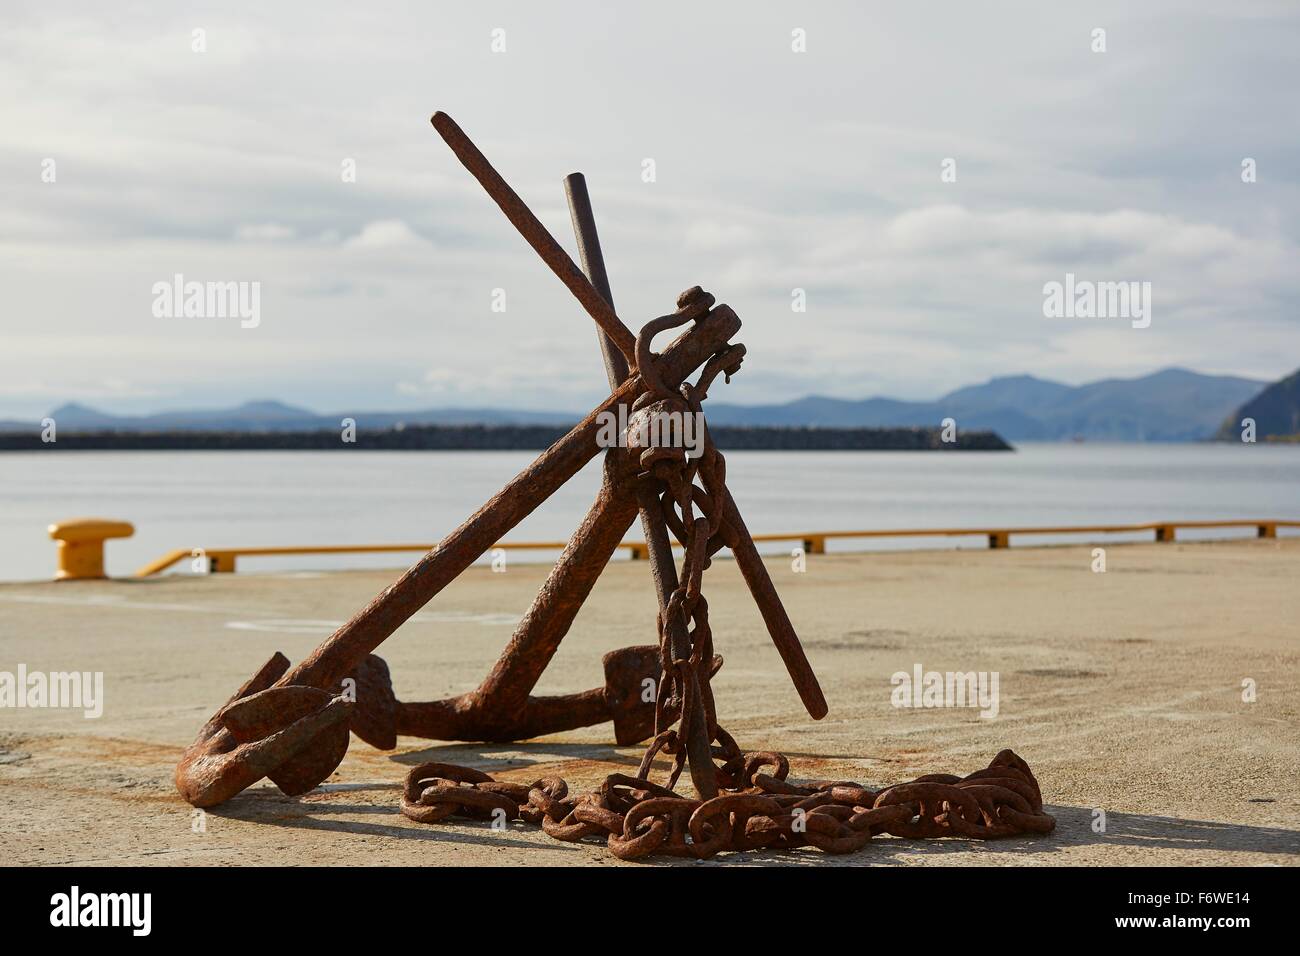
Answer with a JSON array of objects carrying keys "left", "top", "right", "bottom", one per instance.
[{"left": 2, "top": 0, "right": 1297, "bottom": 419}]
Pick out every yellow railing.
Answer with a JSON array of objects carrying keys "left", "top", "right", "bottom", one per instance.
[{"left": 131, "top": 519, "right": 1299, "bottom": 576}]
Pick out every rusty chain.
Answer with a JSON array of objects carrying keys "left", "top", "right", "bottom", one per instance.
[
  {"left": 400, "top": 748, "right": 1055, "bottom": 861},
  {"left": 627, "top": 290, "right": 745, "bottom": 797},
  {"left": 399, "top": 314, "right": 1055, "bottom": 860}
]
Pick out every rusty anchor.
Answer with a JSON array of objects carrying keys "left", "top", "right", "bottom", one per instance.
[{"left": 176, "top": 111, "right": 827, "bottom": 809}]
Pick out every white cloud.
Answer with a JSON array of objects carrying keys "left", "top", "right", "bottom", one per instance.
[{"left": 343, "top": 220, "right": 432, "bottom": 251}]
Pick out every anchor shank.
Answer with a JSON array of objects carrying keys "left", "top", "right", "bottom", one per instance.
[
  {"left": 567, "top": 176, "right": 716, "bottom": 789},
  {"left": 471, "top": 454, "right": 640, "bottom": 712}
]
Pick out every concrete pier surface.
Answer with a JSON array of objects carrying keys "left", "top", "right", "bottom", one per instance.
[{"left": 2, "top": 538, "right": 1297, "bottom": 866}]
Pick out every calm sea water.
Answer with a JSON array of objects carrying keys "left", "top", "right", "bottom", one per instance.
[{"left": 1, "top": 444, "right": 1297, "bottom": 582}]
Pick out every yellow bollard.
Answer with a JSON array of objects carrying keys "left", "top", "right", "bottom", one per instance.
[{"left": 48, "top": 518, "right": 134, "bottom": 580}]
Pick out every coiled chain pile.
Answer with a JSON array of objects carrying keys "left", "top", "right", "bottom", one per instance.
[{"left": 399, "top": 748, "right": 1055, "bottom": 861}]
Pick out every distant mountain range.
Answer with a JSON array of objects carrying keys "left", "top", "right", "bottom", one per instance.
[
  {"left": 702, "top": 368, "right": 1267, "bottom": 441},
  {"left": 1216, "top": 367, "right": 1300, "bottom": 441},
  {"left": 0, "top": 399, "right": 574, "bottom": 434},
  {"left": 0, "top": 367, "right": 1275, "bottom": 442}
]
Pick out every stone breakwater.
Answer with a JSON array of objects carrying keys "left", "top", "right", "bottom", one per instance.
[{"left": 0, "top": 424, "right": 1011, "bottom": 452}]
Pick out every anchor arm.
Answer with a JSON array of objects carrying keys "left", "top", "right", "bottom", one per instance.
[{"left": 463, "top": 454, "right": 641, "bottom": 715}]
